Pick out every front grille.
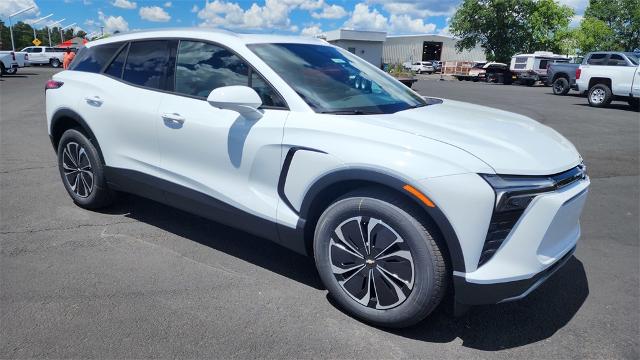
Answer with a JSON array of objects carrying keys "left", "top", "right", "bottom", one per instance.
[{"left": 477, "top": 164, "right": 586, "bottom": 268}]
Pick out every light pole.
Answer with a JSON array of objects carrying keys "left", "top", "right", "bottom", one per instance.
[
  {"left": 8, "top": 5, "right": 36, "bottom": 51},
  {"left": 31, "top": 13, "right": 53, "bottom": 42},
  {"left": 60, "top": 23, "right": 76, "bottom": 44},
  {"left": 48, "top": 19, "right": 65, "bottom": 47}
]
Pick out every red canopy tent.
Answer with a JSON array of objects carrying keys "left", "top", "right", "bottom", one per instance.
[{"left": 56, "top": 37, "right": 88, "bottom": 48}]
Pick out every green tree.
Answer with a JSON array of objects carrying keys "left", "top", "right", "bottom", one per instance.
[
  {"left": 450, "top": 0, "right": 575, "bottom": 62},
  {"left": 575, "top": 17, "right": 619, "bottom": 53},
  {"left": 582, "top": 0, "right": 640, "bottom": 51}
]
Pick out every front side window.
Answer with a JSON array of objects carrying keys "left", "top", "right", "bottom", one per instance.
[
  {"left": 624, "top": 53, "right": 639, "bottom": 65},
  {"left": 122, "top": 40, "right": 171, "bottom": 89},
  {"left": 174, "top": 40, "right": 285, "bottom": 108},
  {"left": 249, "top": 43, "right": 426, "bottom": 114}
]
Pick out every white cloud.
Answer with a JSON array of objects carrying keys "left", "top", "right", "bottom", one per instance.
[
  {"left": 0, "top": 0, "right": 39, "bottom": 18},
  {"left": 311, "top": 4, "right": 347, "bottom": 19},
  {"left": 389, "top": 14, "right": 436, "bottom": 34},
  {"left": 557, "top": 0, "right": 589, "bottom": 14},
  {"left": 301, "top": 24, "right": 323, "bottom": 37},
  {"left": 191, "top": 4, "right": 199, "bottom": 13},
  {"left": 139, "top": 6, "right": 171, "bottom": 22},
  {"left": 569, "top": 14, "right": 583, "bottom": 28},
  {"left": 163, "top": 1, "right": 172, "bottom": 8},
  {"left": 99, "top": 10, "right": 129, "bottom": 33},
  {"left": 112, "top": 0, "right": 137, "bottom": 10},
  {"left": 198, "top": 0, "right": 305, "bottom": 31},
  {"left": 343, "top": 4, "right": 388, "bottom": 31}
]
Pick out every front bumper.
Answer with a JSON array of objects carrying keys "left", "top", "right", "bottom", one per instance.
[{"left": 453, "top": 176, "right": 589, "bottom": 305}]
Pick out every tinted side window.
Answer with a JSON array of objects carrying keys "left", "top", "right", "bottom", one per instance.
[
  {"left": 71, "top": 43, "right": 123, "bottom": 73},
  {"left": 250, "top": 71, "right": 286, "bottom": 108},
  {"left": 538, "top": 59, "right": 549, "bottom": 69},
  {"left": 607, "top": 54, "right": 627, "bottom": 66},
  {"left": 587, "top": 53, "right": 607, "bottom": 65},
  {"left": 104, "top": 43, "right": 128, "bottom": 78},
  {"left": 123, "top": 40, "right": 171, "bottom": 90},
  {"left": 175, "top": 41, "right": 249, "bottom": 97}
]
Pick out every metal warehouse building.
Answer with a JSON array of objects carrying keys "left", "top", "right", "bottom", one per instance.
[{"left": 383, "top": 34, "right": 486, "bottom": 65}]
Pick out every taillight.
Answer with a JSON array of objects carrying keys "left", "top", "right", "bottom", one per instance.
[
  {"left": 45, "top": 80, "right": 64, "bottom": 91},
  {"left": 576, "top": 68, "right": 581, "bottom": 80},
  {"left": 24, "top": 53, "right": 28, "bottom": 60},
  {"left": 11, "top": 51, "right": 15, "bottom": 61}
]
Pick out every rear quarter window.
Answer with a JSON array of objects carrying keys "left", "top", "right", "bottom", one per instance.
[
  {"left": 587, "top": 53, "right": 607, "bottom": 65},
  {"left": 70, "top": 43, "right": 123, "bottom": 73}
]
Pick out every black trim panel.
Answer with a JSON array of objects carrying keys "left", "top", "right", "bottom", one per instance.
[
  {"left": 297, "top": 169, "right": 467, "bottom": 272},
  {"left": 50, "top": 108, "right": 105, "bottom": 163},
  {"left": 104, "top": 167, "right": 288, "bottom": 248},
  {"left": 277, "top": 146, "right": 327, "bottom": 215},
  {"left": 454, "top": 246, "right": 575, "bottom": 305}
]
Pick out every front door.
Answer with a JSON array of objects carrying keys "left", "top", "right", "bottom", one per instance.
[{"left": 156, "top": 40, "right": 289, "bottom": 236}]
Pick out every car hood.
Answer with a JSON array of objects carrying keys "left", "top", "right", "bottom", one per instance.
[{"left": 369, "top": 99, "right": 581, "bottom": 175}]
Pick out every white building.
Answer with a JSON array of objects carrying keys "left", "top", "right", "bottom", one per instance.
[
  {"left": 383, "top": 34, "right": 486, "bottom": 65},
  {"left": 324, "top": 29, "right": 386, "bottom": 67}
]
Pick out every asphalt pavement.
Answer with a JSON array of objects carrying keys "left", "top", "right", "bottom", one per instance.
[{"left": 1, "top": 67, "right": 638, "bottom": 359}]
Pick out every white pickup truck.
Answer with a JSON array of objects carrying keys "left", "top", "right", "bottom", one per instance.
[
  {"left": 0, "top": 51, "right": 28, "bottom": 75},
  {"left": 20, "top": 46, "right": 66, "bottom": 68},
  {"left": 576, "top": 51, "right": 640, "bottom": 110}
]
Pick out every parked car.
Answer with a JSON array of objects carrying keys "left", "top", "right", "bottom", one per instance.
[
  {"left": 575, "top": 51, "right": 640, "bottom": 109},
  {"left": 21, "top": 46, "right": 66, "bottom": 68},
  {"left": 468, "top": 62, "right": 508, "bottom": 82},
  {"left": 547, "top": 62, "right": 581, "bottom": 95},
  {"left": 510, "top": 51, "right": 570, "bottom": 86},
  {"left": 46, "top": 29, "right": 590, "bottom": 328},
  {"left": 410, "top": 61, "right": 435, "bottom": 74},
  {"left": 0, "top": 50, "right": 28, "bottom": 75},
  {"left": 429, "top": 60, "right": 442, "bottom": 73}
]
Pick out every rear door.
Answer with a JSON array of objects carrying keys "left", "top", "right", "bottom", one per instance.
[
  {"left": 72, "top": 40, "right": 172, "bottom": 180},
  {"left": 607, "top": 54, "right": 636, "bottom": 96}
]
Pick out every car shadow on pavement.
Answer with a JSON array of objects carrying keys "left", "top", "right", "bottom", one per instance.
[
  {"left": 389, "top": 256, "right": 589, "bottom": 350},
  {"left": 101, "top": 193, "right": 324, "bottom": 290}
]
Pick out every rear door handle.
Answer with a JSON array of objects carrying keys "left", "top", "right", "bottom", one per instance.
[
  {"left": 84, "top": 96, "right": 103, "bottom": 107},
  {"left": 161, "top": 113, "right": 186, "bottom": 124}
]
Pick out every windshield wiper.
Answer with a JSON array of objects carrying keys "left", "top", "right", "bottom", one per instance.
[{"left": 319, "top": 110, "right": 379, "bottom": 115}]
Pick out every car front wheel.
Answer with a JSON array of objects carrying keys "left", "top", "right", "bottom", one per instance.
[
  {"left": 57, "top": 129, "right": 115, "bottom": 209},
  {"left": 314, "top": 188, "right": 447, "bottom": 328},
  {"left": 50, "top": 58, "right": 61, "bottom": 68},
  {"left": 588, "top": 84, "right": 612, "bottom": 107}
]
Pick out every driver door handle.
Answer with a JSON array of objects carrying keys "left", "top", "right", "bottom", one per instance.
[
  {"left": 84, "top": 96, "right": 103, "bottom": 106},
  {"left": 161, "top": 113, "right": 186, "bottom": 124}
]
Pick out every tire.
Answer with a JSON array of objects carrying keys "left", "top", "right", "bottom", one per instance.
[
  {"left": 629, "top": 98, "right": 640, "bottom": 111},
  {"left": 50, "top": 58, "right": 61, "bottom": 68},
  {"left": 552, "top": 77, "right": 570, "bottom": 95},
  {"left": 4, "top": 66, "right": 17, "bottom": 75},
  {"left": 57, "top": 129, "right": 115, "bottom": 209},
  {"left": 457, "top": 77, "right": 463, "bottom": 81},
  {"left": 314, "top": 188, "right": 447, "bottom": 328},
  {"left": 525, "top": 79, "right": 535, "bottom": 86},
  {"left": 0, "top": 63, "right": 5, "bottom": 76},
  {"left": 587, "top": 83, "right": 612, "bottom": 108}
]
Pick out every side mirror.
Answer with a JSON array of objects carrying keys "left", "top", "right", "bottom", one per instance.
[{"left": 207, "top": 85, "right": 262, "bottom": 116}]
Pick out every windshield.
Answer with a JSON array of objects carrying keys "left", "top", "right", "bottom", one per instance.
[
  {"left": 248, "top": 43, "right": 427, "bottom": 114},
  {"left": 624, "top": 53, "right": 639, "bottom": 65}
]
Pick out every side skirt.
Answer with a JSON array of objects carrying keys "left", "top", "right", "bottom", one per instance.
[{"left": 103, "top": 167, "right": 307, "bottom": 253}]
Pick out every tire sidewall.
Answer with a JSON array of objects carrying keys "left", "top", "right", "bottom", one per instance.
[
  {"left": 588, "top": 84, "right": 611, "bottom": 107},
  {"left": 57, "top": 129, "right": 107, "bottom": 207},
  {"left": 51, "top": 59, "right": 61, "bottom": 68},
  {"left": 553, "top": 78, "right": 569, "bottom": 95},
  {"left": 314, "top": 196, "right": 438, "bottom": 327}
]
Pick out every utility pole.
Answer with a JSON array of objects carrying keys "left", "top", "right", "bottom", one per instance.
[
  {"left": 60, "top": 23, "right": 76, "bottom": 44},
  {"left": 31, "top": 14, "right": 53, "bottom": 42},
  {"left": 8, "top": 5, "right": 36, "bottom": 51},
  {"left": 48, "top": 19, "right": 65, "bottom": 47}
]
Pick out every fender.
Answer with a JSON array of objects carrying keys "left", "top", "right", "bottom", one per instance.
[
  {"left": 50, "top": 108, "right": 105, "bottom": 164},
  {"left": 291, "top": 168, "right": 466, "bottom": 272}
]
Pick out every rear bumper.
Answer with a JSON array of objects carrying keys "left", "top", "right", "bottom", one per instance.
[{"left": 453, "top": 177, "right": 589, "bottom": 305}]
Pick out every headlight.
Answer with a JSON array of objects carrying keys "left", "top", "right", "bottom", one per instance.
[{"left": 476, "top": 164, "right": 587, "bottom": 267}]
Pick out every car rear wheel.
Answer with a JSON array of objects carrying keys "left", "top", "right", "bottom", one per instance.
[
  {"left": 588, "top": 84, "right": 612, "bottom": 107},
  {"left": 314, "top": 188, "right": 447, "bottom": 328},
  {"left": 50, "top": 58, "right": 61, "bottom": 68},
  {"left": 552, "top": 77, "right": 570, "bottom": 95},
  {"left": 57, "top": 129, "right": 115, "bottom": 209}
]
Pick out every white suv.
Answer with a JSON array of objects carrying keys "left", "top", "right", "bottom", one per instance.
[{"left": 46, "top": 29, "right": 589, "bottom": 328}]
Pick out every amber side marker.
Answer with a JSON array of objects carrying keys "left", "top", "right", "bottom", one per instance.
[{"left": 403, "top": 185, "right": 436, "bottom": 208}]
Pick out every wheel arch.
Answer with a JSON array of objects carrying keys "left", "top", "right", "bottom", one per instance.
[
  {"left": 50, "top": 108, "right": 105, "bottom": 163},
  {"left": 588, "top": 77, "right": 611, "bottom": 90},
  {"left": 297, "top": 169, "right": 466, "bottom": 273}
]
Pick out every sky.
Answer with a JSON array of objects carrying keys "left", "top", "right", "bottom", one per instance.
[{"left": 1, "top": 0, "right": 589, "bottom": 38}]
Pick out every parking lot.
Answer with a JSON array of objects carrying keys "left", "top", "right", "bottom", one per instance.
[{"left": 1, "top": 67, "right": 638, "bottom": 358}]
